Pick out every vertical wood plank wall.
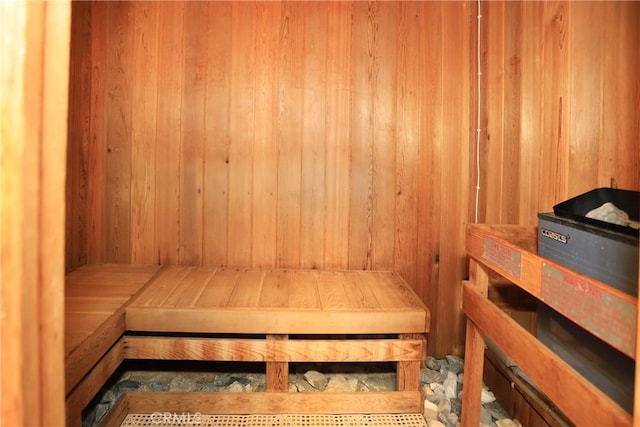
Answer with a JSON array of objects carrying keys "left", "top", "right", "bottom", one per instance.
[
  {"left": 66, "top": 1, "right": 639, "bottom": 356},
  {"left": 2, "top": 0, "right": 70, "bottom": 424},
  {"left": 478, "top": 1, "right": 640, "bottom": 225}
]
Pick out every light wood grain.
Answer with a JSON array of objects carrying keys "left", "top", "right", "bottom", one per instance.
[
  {"left": 300, "top": 2, "right": 328, "bottom": 270},
  {"left": 266, "top": 334, "right": 289, "bottom": 392},
  {"left": 460, "top": 317, "right": 486, "bottom": 426},
  {"left": 130, "top": 1, "right": 159, "bottom": 265},
  {"left": 227, "top": 1, "right": 257, "bottom": 267},
  {"left": 65, "top": 1, "right": 640, "bottom": 358},
  {"left": 179, "top": 1, "right": 207, "bottom": 266},
  {"left": 394, "top": 1, "right": 423, "bottom": 289},
  {"left": 162, "top": 267, "right": 216, "bottom": 307},
  {"left": 2, "top": 1, "right": 70, "bottom": 424},
  {"left": 397, "top": 334, "right": 427, "bottom": 393},
  {"left": 323, "top": 1, "right": 351, "bottom": 270},
  {"left": 478, "top": 1, "right": 639, "bottom": 227},
  {"left": 463, "top": 283, "right": 632, "bottom": 426},
  {"left": 465, "top": 224, "right": 636, "bottom": 309},
  {"left": 124, "top": 336, "right": 425, "bottom": 362},
  {"left": 462, "top": 224, "right": 638, "bottom": 426},
  {"left": 62, "top": 265, "right": 427, "bottom": 421},
  {"left": 316, "top": 270, "right": 350, "bottom": 309},
  {"left": 65, "top": 284, "right": 142, "bottom": 298},
  {"left": 123, "top": 390, "right": 424, "bottom": 415},
  {"left": 287, "top": 270, "right": 321, "bottom": 309},
  {"left": 251, "top": 2, "right": 281, "bottom": 268},
  {"left": 202, "top": 1, "right": 232, "bottom": 267},
  {"left": 87, "top": 1, "right": 107, "bottom": 264},
  {"left": 276, "top": 1, "right": 304, "bottom": 268},
  {"left": 64, "top": 265, "right": 162, "bottom": 393},
  {"left": 194, "top": 268, "right": 240, "bottom": 308},
  {"left": 133, "top": 266, "right": 190, "bottom": 307},
  {"left": 96, "top": 393, "right": 129, "bottom": 427},
  {"left": 127, "top": 267, "right": 429, "bottom": 335},
  {"left": 105, "top": 1, "right": 133, "bottom": 264},
  {"left": 66, "top": 310, "right": 124, "bottom": 390},
  {"left": 154, "top": 1, "right": 184, "bottom": 265},
  {"left": 434, "top": 0, "right": 472, "bottom": 357},
  {"left": 66, "top": 1, "right": 92, "bottom": 269},
  {"left": 66, "top": 339, "right": 125, "bottom": 426}
]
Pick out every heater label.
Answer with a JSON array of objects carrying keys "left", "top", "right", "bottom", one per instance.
[
  {"left": 482, "top": 237, "right": 522, "bottom": 279},
  {"left": 541, "top": 263, "right": 636, "bottom": 358}
]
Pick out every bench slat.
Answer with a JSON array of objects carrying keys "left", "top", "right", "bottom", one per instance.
[
  {"left": 65, "top": 312, "right": 111, "bottom": 334},
  {"left": 65, "top": 264, "right": 163, "bottom": 394},
  {"left": 69, "top": 264, "right": 162, "bottom": 275},
  {"left": 134, "top": 266, "right": 190, "bottom": 306},
  {"left": 259, "top": 270, "right": 290, "bottom": 308},
  {"left": 162, "top": 267, "right": 217, "bottom": 307},
  {"left": 122, "top": 390, "right": 424, "bottom": 415},
  {"left": 287, "top": 270, "right": 321, "bottom": 309},
  {"left": 227, "top": 269, "right": 266, "bottom": 308},
  {"left": 342, "top": 271, "right": 382, "bottom": 309},
  {"left": 124, "top": 336, "right": 426, "bottom": 362},
  {"left": 65, "top": 284, "right": 143, "bottom": 298},
  {"left": 126, "top": 307, "right": 427, "bottom": 335},
  {"left": 66, "top": 296, "right": 130, "bottom": 314},
  {"left": 194, "top": 268, "right": 241, "bottom": 308},
  {"left": 368, "top": 271, "right": 424, "bottom": 309},
  {"left": 127, "top": 267, "right": 429, "bottom": 335},
  {"left": 66, "top": 338, "right": 125, "bottom": 423},
  {"left": 316, "top": 271, "right": 350, "bottom": 309}
]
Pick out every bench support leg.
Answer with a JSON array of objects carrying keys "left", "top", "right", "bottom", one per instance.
[
  {"left": 266, "top": 334, "right": 289, "bottom": 392},
  {"left": 397, "top": 334, "right": 424, "bottom": 393}
]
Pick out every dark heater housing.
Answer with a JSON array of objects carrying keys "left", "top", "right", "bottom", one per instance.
[{"left": 537, "top": 188, "right": 639, "bottom": 414}]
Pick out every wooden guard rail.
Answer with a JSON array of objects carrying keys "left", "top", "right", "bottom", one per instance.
[{"left": 460, "top": 224, "right": 635, "bottom": 426}]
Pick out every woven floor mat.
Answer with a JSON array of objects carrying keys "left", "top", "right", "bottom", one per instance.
[{"left": 121, "top": 413, "right": 428, "bottom": 426}]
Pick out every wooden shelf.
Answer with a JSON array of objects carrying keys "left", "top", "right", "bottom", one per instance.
[{"left": 461, "top": 224, "right": 636, "bottom": 427}]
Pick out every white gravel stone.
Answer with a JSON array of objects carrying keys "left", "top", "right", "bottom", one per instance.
[
  {"left": 481, "top": 388, "right": 496, "bottom": 403},
  {"left": 446, "top": 412, "right": 459, "bottom": 424},
  {"left": 437, "top": 397, "right": 451, "bottom": 416},
  {"left": 430, "top": 382, "right": 446, "bottom": 395},
  {"left": 303, "top": 370, "right": 328, "bottom": 390},
  {"left": 83, "top": 354, "right": 519, "bottom": 427},
  {"left": 423, "top": 400, "right": 439, "bottom": 420},
  {"left": 496, "top": 419, "right": 523, "bottom": 427},
  {"left": 167, "top": 376, "right": 196, "bottom": 392},
  {"left": 225, "top": 381, "right": 244, "bottom": 392},
  {"left": 423, "top": 384, "right": 435, "bottom": 397},
  {"left": 324, "top": 375, "right": 357, "bottom": 392},
  {"left": 480, "top": 406, "right": 493, "bottom": 424},
  {"left": 443, "top": 371, "right": 458, "bottom": 399}
]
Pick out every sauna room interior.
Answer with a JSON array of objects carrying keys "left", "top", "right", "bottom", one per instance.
[{"left": 2, "top": 1, "right": 639, "bottom": 426}]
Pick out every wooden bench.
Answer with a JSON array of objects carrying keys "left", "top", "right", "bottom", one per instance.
[
  {"left": 65, "top": 265, "right": 430, "bottom": 426},
  {"left": 64, "top": 265, "right": 164, "bottom": 425}
]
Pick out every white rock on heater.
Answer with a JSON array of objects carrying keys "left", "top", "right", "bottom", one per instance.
[{"left": 585, "top": 202, "right": 639, "bottom": 229}]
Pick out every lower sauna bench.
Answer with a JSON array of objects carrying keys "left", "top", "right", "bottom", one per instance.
[
  {"left": 64, "top": 265, "right": 430, "bottom": 425},
  {"left": 65, "top": 264, "right": 165, "bottom": 425},
  {"left": 119, "top": 266, "right": 430, "bottom": 420}
]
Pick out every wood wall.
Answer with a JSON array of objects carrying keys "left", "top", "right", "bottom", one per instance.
[
  {"left": 2, "top": 0, "right": 70, "bottom": 424},
  {"left": 66, "top": 1, "right": 639, "bottom": 357},
  {"left": 478, "top": 1, "right": 640, "bottom": 224}
]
